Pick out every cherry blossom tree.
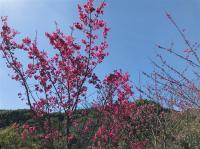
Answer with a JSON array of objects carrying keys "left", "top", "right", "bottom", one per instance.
[
  {"left": 0, "top": 0, "right": 110, "bottom": 148},
  {"left": 0, "top": 0, "right": 168, "bottom": 148},
  {"left": 138, "top": 13, "right": 200, "bottom": 111}
]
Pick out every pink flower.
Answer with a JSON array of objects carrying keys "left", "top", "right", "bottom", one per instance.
[
  {"left": 22, "top": 37, "right": 31, "bottom": 45},
  {"left": 74, "top": 22, "right": 83, "bottom": 30}
]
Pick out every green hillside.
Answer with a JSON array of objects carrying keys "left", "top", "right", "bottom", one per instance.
[{"left": 0, "top": 102, "right": 200, "bottom": 148}]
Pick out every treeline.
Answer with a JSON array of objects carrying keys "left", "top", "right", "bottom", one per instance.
[
  {"left": 0, "top": 100, "right": 163, "bottom": 129},
  {"left": 0, "top": 109, "right": 31, "bottom": 128},
  {"left": 1, "top": 100, "right": 200, "bottom": 148}
]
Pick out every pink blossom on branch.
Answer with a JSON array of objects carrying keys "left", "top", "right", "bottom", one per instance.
[{"left": 0, "top": 0, "right": 110, "bottom": 148}]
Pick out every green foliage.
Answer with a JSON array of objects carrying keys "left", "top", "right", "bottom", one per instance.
[
  {"left": 0, "top": 109, "right": 31, "bottom": 128},
  {"left": 0, "top": 127, "right": 22, "bottom": 149},
  {"left": 1, "top": 107, "right": 200, "bottom": 148},
  {"left": 174, "top": 110, "right": 200, "bottom": 149},
  {"left": 0, "top": 126, "right": 40, "bottom": 149}
]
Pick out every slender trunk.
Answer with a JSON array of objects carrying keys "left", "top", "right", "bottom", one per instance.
[{"left": 65, "top": 113, "right": 70, "bottom": 149}]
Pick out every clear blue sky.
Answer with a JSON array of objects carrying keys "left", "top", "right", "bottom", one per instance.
[{"left": 0, "top": 0, "right": 200, "bottom": 109}]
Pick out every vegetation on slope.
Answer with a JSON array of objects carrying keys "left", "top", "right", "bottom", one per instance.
[{"left": 1, "top": 101, "right": 200, "bottom": 148}]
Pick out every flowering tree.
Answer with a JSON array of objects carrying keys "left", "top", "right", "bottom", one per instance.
[
  {"left": 138, "top": 13, "right": 200, "bottom": 110},
  {"left": 91, "top": 71, "right": 168, "bottom": 149},
  {"left": 132, "top": 12, "right": 200, "bottom": 148},
  {"left": 0, "top": 0, "right": 170, "bottom": 148},
  {"left": 0, "top": 0, "right": 110, "bottom": 148}
]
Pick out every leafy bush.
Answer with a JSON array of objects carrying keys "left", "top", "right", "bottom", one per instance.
[{"left": 0, "top": 126, "right": 40, "bottom": 149}]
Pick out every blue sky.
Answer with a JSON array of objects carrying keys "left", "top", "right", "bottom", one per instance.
[{"left": 0, "top": 0, "right": 200, "bottom": 109}]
